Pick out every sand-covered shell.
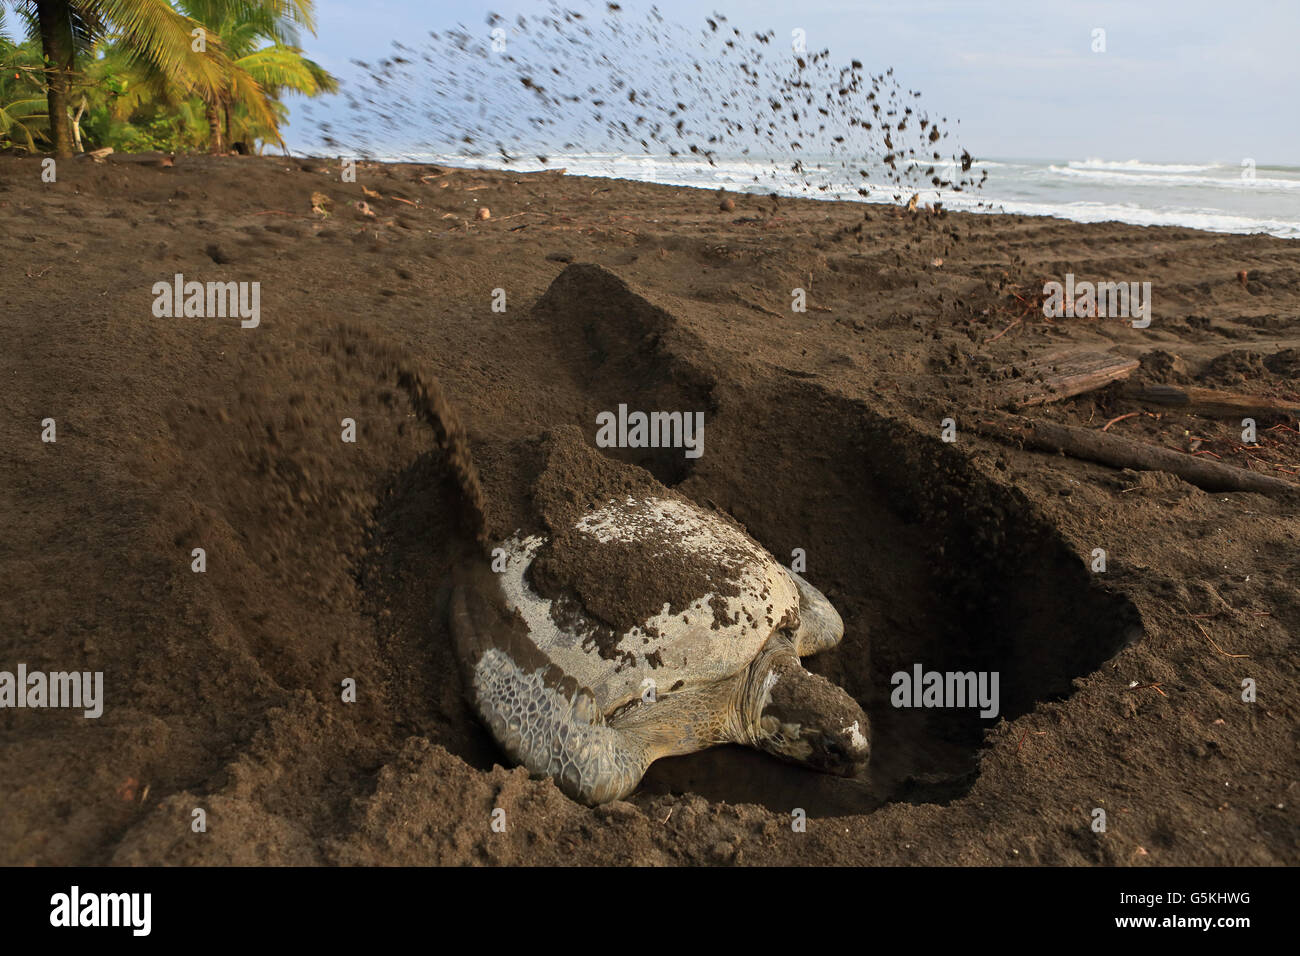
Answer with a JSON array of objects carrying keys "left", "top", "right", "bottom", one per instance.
[{"left": 495, "top": 495, "right": 801, "bottom": 715}]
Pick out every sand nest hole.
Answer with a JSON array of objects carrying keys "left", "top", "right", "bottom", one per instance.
[
  {"left": 365, "top": 383, "right": 1143, "bottom": 818},
  {"left": 361, "top": 264, "right": 1142, "bottom": 818}
]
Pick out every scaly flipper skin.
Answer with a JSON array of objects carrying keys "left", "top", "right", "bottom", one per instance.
[
  {"left": 449, "top": 564, "right": 651, "bottom": 805},
  {"left": 789, "top": 570, "right": 846, "bottom": 656}
]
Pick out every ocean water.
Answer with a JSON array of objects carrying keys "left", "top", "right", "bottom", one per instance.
[{"left": 414, "top": 151, "right": 1300, "bottom": 239}]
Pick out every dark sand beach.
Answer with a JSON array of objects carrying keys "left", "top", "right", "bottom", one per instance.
[{"left": 1, "top": 153, "right": 1296, "bottom": 865}]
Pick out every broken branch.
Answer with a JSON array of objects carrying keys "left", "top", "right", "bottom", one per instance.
[
  {"left": 973, "top": 411, "right": 1299, "bottom": 496},
  {"left": 1123, "top": 384, "right": 1300, "bottom": 420}
]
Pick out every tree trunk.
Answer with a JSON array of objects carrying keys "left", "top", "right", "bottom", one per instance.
[
  {"left": 72, "top": 95, "right": 87, "bottom": 152},
  {"left": 205, "top": 100, "right": 225, "bottom": 154},
  {"left": 34, "top": 0, "right": 76, "bottom": 158}
]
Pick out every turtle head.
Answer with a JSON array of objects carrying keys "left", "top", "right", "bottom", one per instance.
[{"left": 751, "top": 652, "right": 870, "bottom": 777}]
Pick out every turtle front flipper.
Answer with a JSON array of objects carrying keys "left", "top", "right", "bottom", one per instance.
[
  {"left": 450, "top": 563, "right": 652, "bottom": 805},
  {"left": 788, "top": 570, "right": 846, "bottom": 656}
]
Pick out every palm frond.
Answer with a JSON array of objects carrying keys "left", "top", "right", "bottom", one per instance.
[
  {"left": 0, "top": 95, "right": 46, "bottom": 114},
  {"left": 85, "top": 0, "right": 227, "bottom": 96},
  {"left": 2, "top": 2, "right": 42, "bottom": 44},
  {"left": 0, "top": 95, "right": 46, "bottom": 150},
  {"left": 234, "top": 44, "right": 326, "bottom": 94}
]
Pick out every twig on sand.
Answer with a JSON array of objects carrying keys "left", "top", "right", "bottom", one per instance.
[
  {"left": 1128, "top": 681, "right": 1167, "bottom": 697},
  {"left": 1102, "top": 412, "right": 1141, "bottom": 432},
  {"left": 736, "top": 296, "right": 783, "bottom": 318},
  {"left": 1188, "top": 616, "right": 1250, "bottom": 658},
  {"left": 984, "top": 317, "right": 1021, "bottom": 344},
  {"left": 255, "top": 210, "right": 296, "bottom": 216},
  {"left": 513, "top": 168, "right": 566, "bottom": 182},
  {"left": 1016, "top": 730, "right": 1046, "bottom": 753}
]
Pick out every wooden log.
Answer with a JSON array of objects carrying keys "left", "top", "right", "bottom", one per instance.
[
  {"left": 999, "top": 350, "right": 1140, "bottom": 408},
  {"left": 1122, "top": 384, "right": 1300, "bottom": 419},
  {"left": 973, "top": 411, "right": 1299, "bottom": 496}
]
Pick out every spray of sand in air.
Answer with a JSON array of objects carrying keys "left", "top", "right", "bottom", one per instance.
[
  {"left": 326, "top": 325, "right": 488, "bottom": 545},
  {"left": 393, "top": 369, "right": 489, "bottom": 547},
  {"left": 303, "top": 1, "right": 985, "bottom": 202}
]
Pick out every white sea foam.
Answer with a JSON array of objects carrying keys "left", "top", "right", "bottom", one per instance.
[
  {"left": 1068, "top": 158, "right": 1219, "bottom": 173},
  {"left": 1049, "top": 164, "right": 1300, "bottom": 191},
  {"left": 399, "top": 150, "right": 1300, "bottom": 239}
]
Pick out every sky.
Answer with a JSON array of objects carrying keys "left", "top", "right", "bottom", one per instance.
[{"left": 289, "top": 0, "right": 1298, "bottom": 164}]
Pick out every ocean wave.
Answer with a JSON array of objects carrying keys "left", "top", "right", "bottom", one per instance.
[
  {"left": 1048, "top": 164, "right": 1300, "bottom": 191},
  {"left": 1069, "top": 158, "right": 1220, "bottom": 173},
  {"left": 943, "top": 197, "right": 1300, "bottom": 238}
]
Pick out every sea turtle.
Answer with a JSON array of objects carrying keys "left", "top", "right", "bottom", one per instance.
[{"left": 451, "top": 493, "right": 870, "bottom": 805}]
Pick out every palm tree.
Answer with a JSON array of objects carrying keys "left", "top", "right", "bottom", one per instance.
[
  {"left": 76, "top": 36, "right": 209, "bottom": 151},
  {"left": 217, "top": 39, "right": 335, "bottom": 151},
  {"left": 3, "top": 1, "right": 321, "bottom": 156},
  {"left": 5, "top": 0, "right": 224, "bottom": 156},
  {"left": 179, "top": 0, "right": 332, "bottom": 153}
]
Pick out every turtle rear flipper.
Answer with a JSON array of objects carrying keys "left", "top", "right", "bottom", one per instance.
[{"left": 450, "top": 564, "right": 651, "bottom": 805}]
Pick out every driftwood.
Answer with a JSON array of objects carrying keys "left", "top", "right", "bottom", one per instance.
[
  {"left": 1122, "top": 384, "right": 1300, "bottom": 420},
  {"left": 974, "top": 412, "right": 1299, "bottom": 496},
  {"left": 513, "top": 168, "right": 567, "bottom": 181},
  {"left": 999, "top": 350, "right": 1139, "bottom": 408}
]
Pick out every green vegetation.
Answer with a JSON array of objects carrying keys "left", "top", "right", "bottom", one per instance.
[
  {"left": 0, "top": 10, "right": 48, "bottom": 151},
  {"left": 0, "top": 1, "right": 335, "bottom": 156}
]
